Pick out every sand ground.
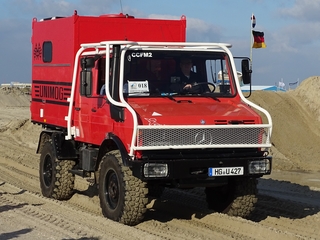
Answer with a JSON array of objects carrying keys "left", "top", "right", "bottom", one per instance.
[{"left": 1, "top": 78, "right": 320, "bottom": 239}]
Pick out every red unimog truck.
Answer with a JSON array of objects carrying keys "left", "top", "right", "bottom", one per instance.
[{"left": 30, "top": 10, "right": 272, "bottom": 226}]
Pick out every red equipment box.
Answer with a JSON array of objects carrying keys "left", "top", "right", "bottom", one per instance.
[{"left": 31, "top": 11, "right": 186, "bottom": 127}]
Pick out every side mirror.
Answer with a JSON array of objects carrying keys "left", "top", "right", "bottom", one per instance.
[
  {"left": 80, "top": 71, "right": 92, "bottom": 96},
  {"left": 241, "top": 59, "right": 252, "bottom": 84},
  {"left": 80, "top": 57, "right": 94, "bottom": 96}
]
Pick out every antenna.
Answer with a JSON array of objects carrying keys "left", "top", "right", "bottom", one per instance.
[{"left": 119, "top": 0, "right": 123, "bottom": 13}]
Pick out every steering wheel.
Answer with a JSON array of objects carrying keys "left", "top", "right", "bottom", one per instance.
[{"left": 191, "top": 82, "right": 216, "bottom": 93}]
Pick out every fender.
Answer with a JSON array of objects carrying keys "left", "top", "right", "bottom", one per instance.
[
  {"left": 98, "top": 132, "right": 131, "bottom": 167},
  {"left": 36, "top": 130, "right": 53, "bottom": 154},
  {"left": 37, "top": 130, "right": 78, "bottom": 160}
]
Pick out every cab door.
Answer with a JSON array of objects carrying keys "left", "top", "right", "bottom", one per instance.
[
  {"left": 89, "top": 58, "right": 114, "bottom": 145},
  {"left": 73, "top": 57, "right": 96, "bottom": 142}
]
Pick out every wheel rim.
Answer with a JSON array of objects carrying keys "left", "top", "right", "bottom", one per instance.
[
  {"left": 43, "top": 155, "right": 53, "bottom": 187},
  {"left": 105, "top": 170, "right": 119, "bottom": 210}
]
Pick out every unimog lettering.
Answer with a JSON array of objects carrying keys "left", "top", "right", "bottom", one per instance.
[{"left": 39, "top": 85, "right": 64, "bottom": 100}]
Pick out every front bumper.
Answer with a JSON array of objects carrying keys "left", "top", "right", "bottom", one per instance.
[{"left": 131, "top": 153, "right": 272, "bottom": 184}]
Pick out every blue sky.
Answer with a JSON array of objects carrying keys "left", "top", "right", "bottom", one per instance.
[{"left": 1, "top": 0, "right": 320, "bottom": 87}]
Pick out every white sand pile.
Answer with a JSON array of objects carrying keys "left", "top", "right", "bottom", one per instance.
[
  {"left": 249, "top": 76, "right": 320, "bottom": 172},
  {"left": 0, "top": 87, "right": 31, "bottom": 107}
]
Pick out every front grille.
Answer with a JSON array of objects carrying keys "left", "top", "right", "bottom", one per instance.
[{"left": 134, "top": 125, "right": 271, "bottom": 150}]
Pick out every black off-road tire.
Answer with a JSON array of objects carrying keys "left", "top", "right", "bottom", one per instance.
[
  {"left": 99, "top": 150, "right": 148, "bottom": 226},
  {"left": 205, "top": 177, "right": 258, "bottom": 219},
  {"left": 39, "top": 141, "right": 75, "bottom": 200}
]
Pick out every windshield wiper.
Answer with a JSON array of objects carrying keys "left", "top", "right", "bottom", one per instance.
[
  {"left": 160, "top": 93, "right": 178, "bottom": 101},
  {"left": 202, "top": 92, "right": 220, "bottom": 102}
]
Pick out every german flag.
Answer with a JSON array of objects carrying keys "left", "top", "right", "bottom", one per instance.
[{"left": 252, "top": 30, "right": 266, "bottom": 48}]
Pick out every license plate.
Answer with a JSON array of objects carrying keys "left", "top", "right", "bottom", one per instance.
[{"left": 208, "top": 167, "right": 244, "bottom": 176}]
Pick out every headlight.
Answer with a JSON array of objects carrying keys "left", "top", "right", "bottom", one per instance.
[
  {"left": 249, "top": 159, "right": 270, "bottom": 174},
  {"left": 143, "top": 163, "right": 168, "bottom": 178}
]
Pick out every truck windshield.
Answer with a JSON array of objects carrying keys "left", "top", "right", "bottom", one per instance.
[{"left": 122, "top": 50, "right": 239, "bottom": 97}]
